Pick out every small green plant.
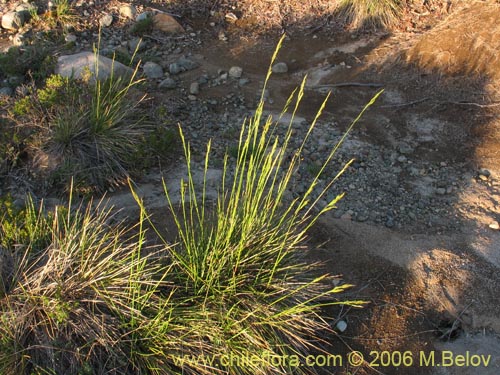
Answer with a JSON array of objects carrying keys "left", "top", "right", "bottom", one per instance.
[
  {"left": 337, "top": 0, "right": 403, "bottom": 28},
  {"left": 0, "top": 44, "right": 56, "bottom": 80},
  {"left": 130, "top": 15, "right": 154, "bottom": 36}
]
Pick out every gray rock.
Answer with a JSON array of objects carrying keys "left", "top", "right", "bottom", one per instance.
[
  {"left": 55, "top": 52, "right": 133, "bottom": 80},
  {"left": 397, "top": 155, "right": 407, "bottom": 163},
  {"left": 435, "top": 188, "right": 446, "bottom": 195},
  {"left": 0, "top": 87, "right": 13, "bottom": 97},
  {"left": 143, "top": 61, "right": 163, "bottom": 79},
  {"left": 159, "top": 78, "right": 176, "bottom": 89},
  {"left": 99, "top": 13, "right": 113, "bottom": 28},
  {"left": 238, "top": 78, "right": 250, "bottom": 86},
  {"left": 65, "top": 33, "right": 77, "bottom": 43},
  {"left": 169, "top": 63, "right": 182, "bottom": 75},
  {"left": 136, "top": 12, "right": 151, "bottom": 22},
  {"left": 272, "top": 62, "right": 288, "bottom": 74},
  {"left": 177, "top": 56, "right": 198, "bottom": 71},
  {"left": 1, "top": 11, "right": 25, "bottom": 30},
  {"left": 127, "top": 38, "right": 146, "bottom": 53},
  {"left": 398, "top": 142, "right": 414, "bottom": 155},
  {"left": 119, "top": 4, "right": 136, "bottom": 20},
  {"left": 335, "top": 320, "right": 348, "bottom": 332},
  {"left": 189, "top": 82, "right": 200, "bottom": 95},
  {"left": 228, "top": 66, "right": 243, "bottom": 79}
]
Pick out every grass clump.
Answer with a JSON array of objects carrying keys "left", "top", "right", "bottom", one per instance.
[
  {"left": 0, "top": 194, "right": 173, "bottom": 374},
  {"left": 132, "top": 35, "right": 380, "bottom": 374},
  {"left": 10, "top": 55, "right": 157, "bottom": 192},
  {"left": 336, "top": 0, "right": 404, "bottom": 28},
  {"left": 130, "top": 15, "right": 154, "bottom": 36}
]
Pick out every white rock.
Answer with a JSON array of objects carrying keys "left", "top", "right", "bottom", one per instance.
[
  {"left": 55, "top": 52, "right": 133, "bottom": 81},
  {"left": 99, "top": 13, "right": 113, "bottom": 28},
  {"left": 228, "top": 66, "right": 243, "bottom": 79},
  {"left": 489, "top": 221, "right": 499, "bottom": 230},
  {"left": 119, "top": 4, "right": 136, "bottom": 20},
  {"left": 65, "top": 33, "right": 77, "bottom": 43},
  {"left": 1, "top": 11, "right": 25, "bottom": 30}
]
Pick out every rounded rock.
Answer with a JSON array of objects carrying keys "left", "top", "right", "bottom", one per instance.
[
  {"left": 119, "top": 4, "right": 137, "bottom": 20},
  {"left": 228, "top": 66, "right": 243, "bottom": 79},
  {"left": 1, "top": 11, "right": 25, "bottom": 30},
  {"left": 143, "top": 61, "right": 164, "bottom": 79},
  {"left": 159, "top": 78, "right": 177, "bottom": 89},
  {"left": 99, "top": 13, "right": 113, "bottom": 28},
  {"left": 189, "top": 82, "right": 200, "bottom": 95},
  {"left": 272, "top": 62, "right": 288, "bottom": 74}
]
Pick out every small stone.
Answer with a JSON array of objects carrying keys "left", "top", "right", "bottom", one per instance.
[
  {"left": 0, "top": 87, "right": 13, "bottom": 97},
  {"left": 65, "top": 33, "right": 77, "bottom": 43},
  {"left": 136, "top": 12, "right": 151, "bottom": 22},
  {"left": 228, "top": 66, "right": 243, "bottom": 79},
  {"left": 169, "top": 63, "right": 182, "bottom": 75},
  {"left": 335, "top": 320, "right": 348, "bottom": 332},
  {"left": 128, "top": 38, "right": 146, "bottom": 53},
  {"left": 143, "top": 61, "right": 163, "bottom": 79},
  {"left": 189, "top": 82, "right": 199, "bottom": 95},
  {"left": 159, "top": 78, "right": 176, "bottom": 89},
  {"left": 398, "top": 142, "right": 414, "bottom": 155},
  {"left": 99, "top": 14, "right": 113, "bottom": 28},
  {"left": 479, "top": 169, "right": 491, "bottom": 178},
  {"left": 1, "top": 11, "right": 25, "bottom": 30},
  {"left": 188, "top": 94, "right": 197, "bottom": 101},
  {"left": 238, "top": 78, "right": 250, "bottom": 86},
  {"left": 385, "top": 217, "right": 395, "bottom": 228},
  {"left": 489, "top": 221, "right": 500, "bottom": 230},
  {"left": 436, "top": 188, "right": 446, "bottom": 195},
  {"left": 177, "top": 56, "right": 198, "bottom": 71},
  {"left": 356, "top": 213, "right": 369, "bottom": 222},
  {"left": 119, "top": 4, "right": 136, "bottom": 20},
  {"left": 397, "top": 155, "right": 407, "bottom": 163},
  {"left": 272, "top": 62, "right": 288, "bottom": 74},
  {"left": 340, "top": 213, "right": 352, "bottom": 221}
]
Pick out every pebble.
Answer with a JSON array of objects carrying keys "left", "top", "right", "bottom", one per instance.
[
  {"left": 143, "top": 61, "right": 164, "bottom": 79},
  {"left": 12, "top": 33, "right": 25, "bottom": 46},
  {"left": 435, "top": 188, "right": 446, "bottom": 195},
  {"left": 177, "top": 56, "right": 199, "bottom": 71},
  {"left": 190, "top": 82, "right": 200, "bottom": 95},
  {"left": 398, "top": 142, "right": 414, "bottom": 155},
  {"left": 335, "top": 320, "right": 348, "bottom": 332},
  {"left": 272, "top": 62, "right": 288, "bottom": 74},
  {"left": 238, "top": 78, "right": 250, "bottom": 86},
  {"left": 159, "top": 78, "right": 177, "bottom": 89},
  {"left": 169, "top": 63, "right": 182, "bottom": 75},
  {"left": 99, "top": 13, "right": 114, "bottom": 28},
  {"left": 65, "top": 33, "right": 77, "bottom": 43},
  {"left": 0, "top": 87, "right": 13, "bottom": 97},
  {"left": 479, "top": 169, "right": 491, "bottom": 178},
  {"left": 397, "top": 155, "right": 407, "bottom": 163},
  {"left": 489, "top": 221, "right": 499, "bottom": 230},
  {"left": 228, "top": 66, "right": 243, "bottom": 79},
  {"left": 136, "top": 12, "right": 151, "bottom": 22}
]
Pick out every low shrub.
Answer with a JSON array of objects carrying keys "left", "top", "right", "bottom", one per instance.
[{"left": 10, "top": 58, "right": 158, "bottom": 192}]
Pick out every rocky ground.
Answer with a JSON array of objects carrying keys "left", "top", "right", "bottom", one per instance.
[{"left": 1, "top": 1, "right": 500, "bottom": 374}]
